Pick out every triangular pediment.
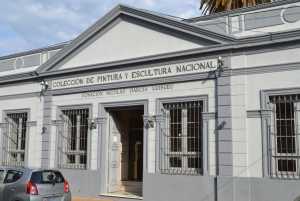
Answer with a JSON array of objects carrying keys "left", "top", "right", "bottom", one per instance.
[{"left": 38, "top": 5, "right": 234, "bottom": 73}]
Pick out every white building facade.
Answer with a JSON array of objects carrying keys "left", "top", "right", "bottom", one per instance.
[{"left": 1, "top": 1, "right": 300, "bottom": 200}]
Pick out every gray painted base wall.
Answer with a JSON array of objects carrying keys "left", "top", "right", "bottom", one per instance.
[
  {"left": 58, "top": 170, "right": 300, "bottom": 201},
  {"left": 218, "top": 177, "right": 300, "bottom": 201},
  {"left": 60, "top": 169, "right": 101, "bottom": 197},
  {"left": 144, "top": 174, "right": 300, "bottom": 201},
  {"left": 144, "top": 174, "right": 216, "bottom": 201}
]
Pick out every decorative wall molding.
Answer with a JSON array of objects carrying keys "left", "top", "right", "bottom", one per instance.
[
  {"left": 282, "top": 6, "right": 300, "bottom": 23},
  {"left": 202, "top": 112, "right": 216, "bottom": 120},
  {"left": 247, "top": 109, "right": 272, "bottom": 118},
  {"left": 0, "top": 123, "right": 6, "bottom": 128},
  {"left": 26, "top": 121, "right": 37, "bottom": 127},
  {"left": 52, "top": 120, "right": 64, "bottom": 126}
]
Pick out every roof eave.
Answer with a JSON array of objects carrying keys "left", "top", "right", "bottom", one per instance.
[{"left": 37, "top": 29, "right": 300, "bottom": 78}]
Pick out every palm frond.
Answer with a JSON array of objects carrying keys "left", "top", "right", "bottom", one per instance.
[{"left": 200, "top": 0, "right": 271, "bottom": 15}]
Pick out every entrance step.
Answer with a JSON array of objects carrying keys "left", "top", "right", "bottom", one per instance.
[
  {"left": 120, "top": 181, "right": 142, "bottom": 196},
  {"left": 99, "top": 193, "right": 143, "bottom": 201}
]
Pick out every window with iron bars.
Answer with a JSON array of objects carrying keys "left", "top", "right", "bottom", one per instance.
[
  {"left": 159, "top": 101, "right": 203, "bottom": 175},
  {"left": 2, "top": 112, "right": 28, "bottom": 167},
  {"left": 269, "top": 94, "right": 300, "bottom": 178},
  {"left": 58, "top": 108, "right": 89, "bottom": 169}
]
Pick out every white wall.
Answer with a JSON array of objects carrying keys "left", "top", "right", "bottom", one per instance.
[
  {"left": 60, "top": 19, "right": 203, "bottom": 69},
  {"left": 230, "top": 47, "right": 300, "bottom": 175},
  {"left": 0, "top": 82, "right": 40, "bottom": 96},
  {"left": 50, "top": 80, "right": 217, "bottom": 174},
  {"left": 230, "top": 47, "right": 300, "bottom": 70},
  {"left": 247, "top": 70, "right": 300, "bottom": 177},
  {"left": 230, "top": 75, "right": 248, "bottom": 177},
  {"left": 230, "top": 62, "right": 300, "bottom": 177},
  {"left": 0, "top": 82, "right": 42, "bottom": 168}
]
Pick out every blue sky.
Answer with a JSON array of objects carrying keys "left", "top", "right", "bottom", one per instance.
[{"left": 0, "top": 0, "right": 201, "bottom": 57}]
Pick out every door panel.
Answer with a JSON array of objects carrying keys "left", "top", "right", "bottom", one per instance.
[
  {"left": 0, "top": 183, "right": 4, "bottom": 201},
  {"left": 0, "top": 171, "right": 4, "bottom": 200},
  {"left": 108, "top": 113, "right": 122, "bottom": 193},
  {"left": 2, "top": 169, "right": 24, "bottom": 201},
  {"left": 128, "top": 114, "right": 143, "bottom": 181}
]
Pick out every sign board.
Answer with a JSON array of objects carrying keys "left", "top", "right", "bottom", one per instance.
[
  {"left": 81, "top": 84, "right": 174, "bottom": 98},
  {"left": 52, "top": 59, "right": 218, "bottom": 90}
]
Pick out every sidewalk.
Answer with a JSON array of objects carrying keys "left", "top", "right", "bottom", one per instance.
[{"left": 73, "top": 197, "right": 113, "bottom": 201}]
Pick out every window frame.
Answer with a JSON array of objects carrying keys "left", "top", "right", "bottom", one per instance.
[
  {"left": 56, "top": 104, "right": 93, "bottom": 170},
  {"left": 261, "top": 88, "right": 300, "bottom": 179},
  {"left": 269, "top": 98, "right": 300, "bottom": 178},
  {"left": 1, "top": 109, "right": 30, "bottom": 167},
  {"left": 157, "top": 96, "right": 208, "bottom": 175}
]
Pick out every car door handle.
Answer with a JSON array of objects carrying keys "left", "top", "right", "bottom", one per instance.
[{"left": 9, "top": 188, "right": 16, "bottom": 192}]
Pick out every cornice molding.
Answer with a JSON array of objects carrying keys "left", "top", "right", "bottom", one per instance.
[
  {"left": 247, "top": 109, "right": 272, "bottom": 118},
  {"left": 202, "top": 112, "right": 216, "bottom": 120}
]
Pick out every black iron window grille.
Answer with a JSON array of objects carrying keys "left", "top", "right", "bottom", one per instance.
[
  {"left": 159, "top": 101, "right": 203, "bottom": 175},
  {"left": 2, "top": 112, "right": 28, "bottom": 167},
  {"left": 58, "top": 108, "right": 89, "bottom": 169},
  {"left": 269, "top": 95, "right": 300, "bottom": 178}
]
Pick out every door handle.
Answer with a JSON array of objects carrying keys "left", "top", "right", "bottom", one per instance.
[{"left": 9, "top": 188, "right": 16, "bottom": 192}]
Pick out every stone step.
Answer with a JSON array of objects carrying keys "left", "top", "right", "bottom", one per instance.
[
  {"left": 98, "top": 193, "right": 143, "bottom": 201},
  {"left": 119, "top": 181, "right": 142, "bottom": 194}
]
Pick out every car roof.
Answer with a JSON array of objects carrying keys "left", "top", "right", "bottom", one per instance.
[
  {"left": 0, "top": 166, "right": 50, "bottom": 172},
  {"left": 0, "top": 166, "right": 29, "bottom": 171},
  {"left": 0, "top": 166, "right": 65, "bottom": 173}
]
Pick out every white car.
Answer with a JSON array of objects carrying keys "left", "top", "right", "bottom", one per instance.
[{"left": 0, "top": 167, "right": 71, "bottom": 201}]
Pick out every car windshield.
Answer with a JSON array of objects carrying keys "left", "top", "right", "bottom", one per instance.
[{"left": 31, "top": 170, "right": 65, "bottom": 184}]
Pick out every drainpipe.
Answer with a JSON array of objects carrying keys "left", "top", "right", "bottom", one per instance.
[{"left": 214, "top": 56, "right": 224, "bottom": 201}]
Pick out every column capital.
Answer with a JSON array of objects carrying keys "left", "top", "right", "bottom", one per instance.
[{"left": 143, "top": 115, "right": 156, "bottom": 129}]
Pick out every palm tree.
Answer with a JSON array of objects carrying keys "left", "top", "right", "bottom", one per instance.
[{"left": 200, "top": 0, "right": 271, "bottom": 14}]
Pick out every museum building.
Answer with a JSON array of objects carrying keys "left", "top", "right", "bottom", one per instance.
[{"left": 1, "top": 1, "right": 300, "bottom": 201}]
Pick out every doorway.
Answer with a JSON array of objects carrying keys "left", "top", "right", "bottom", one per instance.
[{"left": 107, "top": 106, "right": 144, "bottom": 197}]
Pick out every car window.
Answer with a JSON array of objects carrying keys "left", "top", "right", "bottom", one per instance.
[
  {"left": 4, "top": 170, "right": 23, "bottom": 183},
  {"left": 0, "top": 170, "right": 5, "bottom": 183},
  {"left": 31, "top": 171, "right": 65, "bottom": 184}
]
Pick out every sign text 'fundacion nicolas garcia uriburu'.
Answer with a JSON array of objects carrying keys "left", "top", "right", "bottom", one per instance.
[{"left": 51, "top": 59, "right": 218, "bottom": 90}]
